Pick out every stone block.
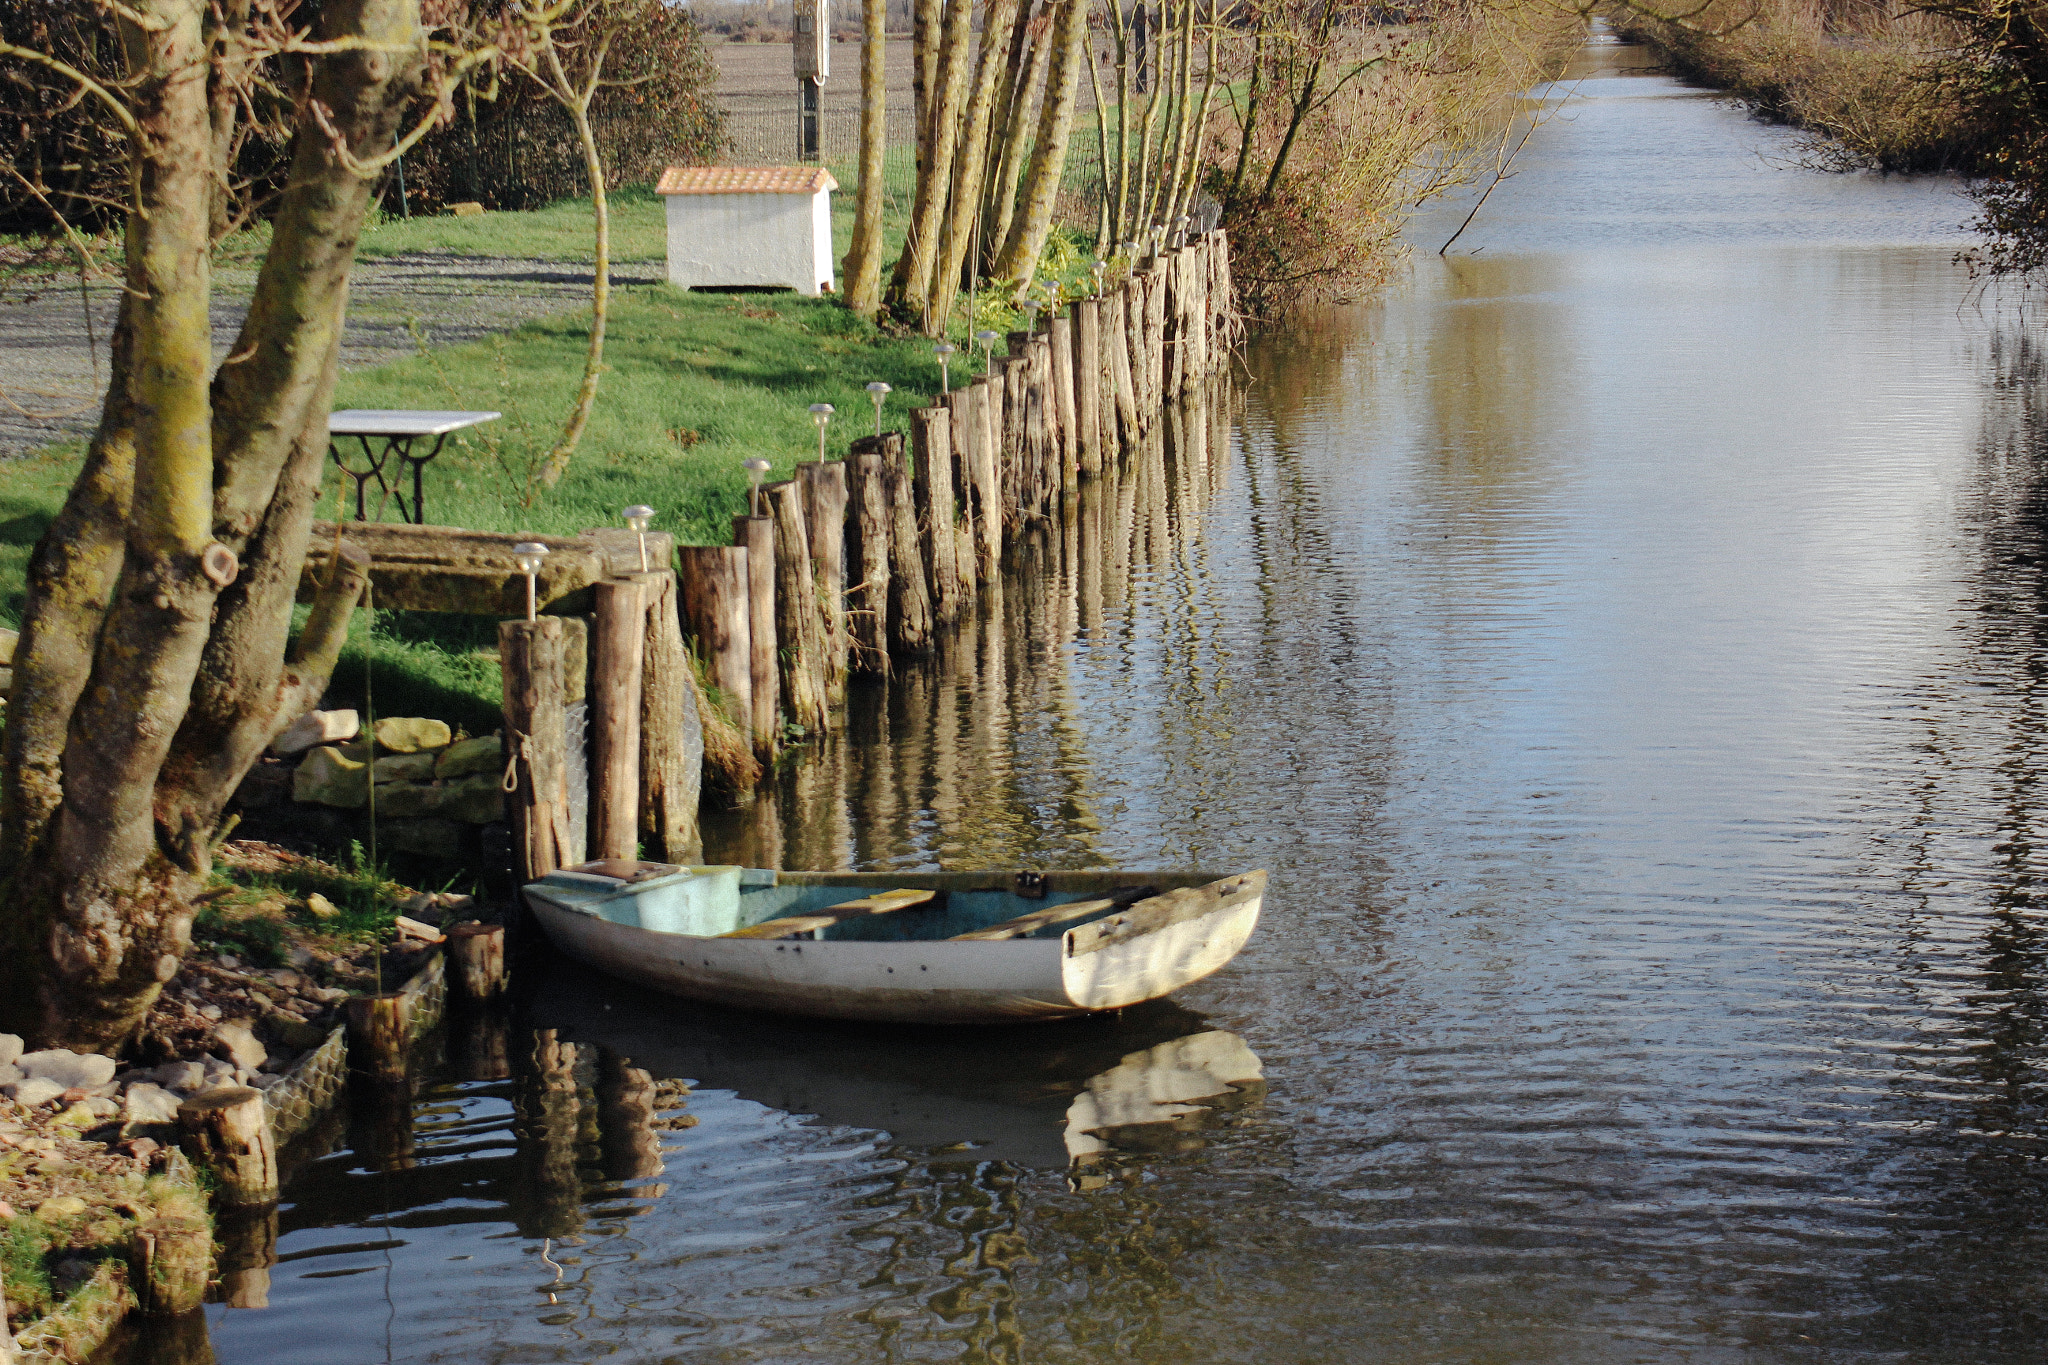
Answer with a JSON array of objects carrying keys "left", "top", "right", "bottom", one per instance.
[
  {"left": 0, "top": 627, "right": 16, "bottom": 664},
  {"left": 373, "top": 751, "right": 438, "bottom": 782},
  {"left": 123, "top": 1082, "right": 182, "bottom": 1126},
  {"left": 152, "top": 1061, "right": 209, "bottom": 1094},
  {"left": 271, "top": 1017, "right": 329, "bottom": 1052},
  {"left": 449, "top": 201, "right": 486, "bottom": 217},
  {"left": 4, "top": 1077, "right": 63, "bottom": 1108},
  {"left": 439, "top": 773, "right": 505, "bottom": 825},
  {"left": 18, "top": 1049, "right": 116, "bottom": 1089},
  {"left": 271, "top": 708, "right": 360, "bottom": 756},
  {"left": 369, "top": 780, "right": 436, "bottom": 819},
  {"left": 0, "top": 1032, "right": 21, "bottom": 1067},
  {"left": 0, "top": 1063, "right": 17, "bottom": 1086},
  {"left": 379, "top": 817, "right": 465, "bottom": 857},
  {"left": 434, "top": 734, "right": 502, "bottom": 779},
  {"left": 294, "top": 745, "right": 369, "bottom": 808},
  {"left": 305, "top": 892, "right": 339, "bottom": 919},
  {"left": 373, "top": 717, "right": 452, "bottom": 753},
  {"left": 212, "top": 1022, "right": 268, "bottom": 1070}
]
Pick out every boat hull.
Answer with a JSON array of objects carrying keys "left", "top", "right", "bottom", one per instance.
[{"left": 526, "top": 872, "right": 1263, "bottom": 1025}]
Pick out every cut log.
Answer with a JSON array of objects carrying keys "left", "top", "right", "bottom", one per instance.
[
  {"left": 911, "top": 407, "right": 962, "bottom": 625},
  {"left": 844, "top": 448, "right": 893, "bottom": 676},
  {"left": 344, "top": 992, "right": 409, "bottom": 1082},
  {"left": 448, "top": 922, "right": 507, "bottom": 1004},
  {"left": 765, "top": 480, "right": 829, "bottom": 736},
  {"left": 638, "top": 569, "right": 702, "bottom": 860},
  {"left": 798, "top": 460, "right": 850, "bottom": 712},
  {"left": 591, "top": 576, "right": 647, "bottom": 862},
  {"left": 676, "top": 545, "right": 753, "bottom": 739},
  {"left": 500, "top": 617, "right": 574, "bottom": 882},
  {"left": 175, "top": 1088, "right": 277, "bottom": 1206}
]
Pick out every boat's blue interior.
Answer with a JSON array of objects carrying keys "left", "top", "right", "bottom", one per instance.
[{"left": 532, "top": 867, "right": 1133, "bottom": 941}]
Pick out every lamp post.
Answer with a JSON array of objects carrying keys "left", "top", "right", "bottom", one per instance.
[
  {"left": 976, "top": 329, "right": 999, "bottom": 374},
  {"left": 743, "top": 458, "right": 772, "bottom": 515},
  {"left": 865, "top": 380, "right": 891, "bottom": 438},
  {"left": 622, "top": 504, "right": 655, "bottom": 572},
  {"left": 935, "top": 342, "right": 956, "bottom": 393},
  {"left": 512, "top": 541, "right": 549, "bottom": 622},
  {"left": 809, "top": 402, "right": 834, "bottom": 464}
]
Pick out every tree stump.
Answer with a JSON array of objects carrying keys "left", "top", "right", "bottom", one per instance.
[
  {"left": 447, "top": 922, "right": 507, "bottom": 1005},
  {"left": 175, "top": 1089, "right": 277, "bottom": 1206}
]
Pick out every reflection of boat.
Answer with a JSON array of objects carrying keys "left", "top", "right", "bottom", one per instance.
[
  {"left": 522, "top": 864, "right": 1265, "bottom": 1024},
  {"left": 524, "top": 959, "right": 1265, "bottom": 1169}
]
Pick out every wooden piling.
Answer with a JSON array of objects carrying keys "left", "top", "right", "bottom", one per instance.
[
  {"left": 344, "top": 992, "right": 410, "bottom": 1082},
  {"left": 132, "top": 1215, "right": 211, "bottom": 1315},
  {"left": 637, "top": 569, "right": 700, "bottom": 860},
  {"left": 1143, "top": 261, "right": 1169, "bottom": 420},
  {"left": 176, "top": 1088, "right": 277, "bottom": 1206},
  {"left": 883, "top": 438, "right": 934, "bottom": 654},
  {"left": 1051, "top": 310, "right": 1078, "bottom": 493},
  {"left": 731, "top": 515, "right": 778, "bottom": 762},
  {"left": 1074, "top": 298, "right": 1103, "bottom": 478},
  {"left": 590, "top": 576, "right": 646, "bottom": 862},
  {"left": 499, "top": 616, "right": 574, "bottom": 881},
  {"left": 447, "top": 921, "right": 507, "bottom": 1004},
  {"left": 943, "top": 392, "right": 979, "bottom": 593},
  {"left": 798, "top": 460, "right": 850, "bottom": 710},
  {"left": 1107, "top": 284, "right": 1139, "bottom": 448},
  {"left": 676, "top": 545, "right": 753, "bottom": 746},
  {"left": 911, "top": 406, "right": 963, "bottom": 624},
  {"left": 844, "top": 449, "right": 892, "bottom": 676},
  {"left": 974, "top": 376, "right": 1002, "bottom": 578},
  {"left": 1001, "top": 352, "right": 1027, "bottom": 533},
  {"left": 765, "top": 479, "right": 829, "bottom": 735}
]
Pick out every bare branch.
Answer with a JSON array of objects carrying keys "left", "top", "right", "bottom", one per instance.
[{"left": 0, "top": 41, "right": 139, "bottom": 135}]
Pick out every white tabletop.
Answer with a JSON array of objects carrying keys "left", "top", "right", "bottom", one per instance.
[{"left": 329, "top": 409, "right": 501, "bottom": 437}]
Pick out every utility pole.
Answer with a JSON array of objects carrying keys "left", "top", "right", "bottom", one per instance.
[{"left": 795, "top": 0, "right": 830, "bottom": 161}]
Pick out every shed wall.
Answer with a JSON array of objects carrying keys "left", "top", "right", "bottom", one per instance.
[{"left": 665, "top": 191, "right": 834, "bottom": 296}]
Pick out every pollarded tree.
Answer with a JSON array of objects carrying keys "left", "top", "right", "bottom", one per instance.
[{"left": 0, "top": 0, "right": 501, "bottom": 1052}]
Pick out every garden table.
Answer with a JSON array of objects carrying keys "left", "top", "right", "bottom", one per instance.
[{"left": 327, "top": 409, "right": 499, "bottom": 525}]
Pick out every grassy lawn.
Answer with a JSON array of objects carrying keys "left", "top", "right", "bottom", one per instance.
[{"left": 0, "top": 164, "right": 1097, "bottom": 732}]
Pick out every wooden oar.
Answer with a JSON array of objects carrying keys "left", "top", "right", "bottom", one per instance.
[{"left": 720, "top": 888, "right": 936, "bottom": 940}]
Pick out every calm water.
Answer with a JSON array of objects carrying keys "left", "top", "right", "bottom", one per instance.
[{"left": 160, "top": 34, "right": 2048, "bottom": 1365}]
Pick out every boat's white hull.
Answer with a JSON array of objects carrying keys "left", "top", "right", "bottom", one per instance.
[{"left": 526, "top": 882, "right": 1261, "bottom": 1024}]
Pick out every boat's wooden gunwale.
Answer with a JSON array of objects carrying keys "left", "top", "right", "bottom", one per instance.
[{"left": 767, "top": 870, "right": 1219, "bottom": 895}]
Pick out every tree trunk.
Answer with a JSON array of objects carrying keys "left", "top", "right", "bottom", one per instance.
[
  {"left": 541, "top": 47, "right": 612, "bottom": 484},
  {"left": 0, "top": 0, "right": 422, "bottom": 1050},
  {"left": 981, "top": 7, "right": 1054, "bottom": 279},
  {"left": 993, "top": 0, "right": 1090, "bottom": 287},
  {"left": 842, "top": 0, "right": 890, "bottom": 315},
  {"left": 885, "top": 0, "right": 973, "bottom": 326},
  {"left": 928, "top": 0, "right": 1023, "bottom": 332}
]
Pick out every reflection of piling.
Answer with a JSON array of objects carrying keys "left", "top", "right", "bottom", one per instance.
[
  {"left": 513, "top": 1030, "right": 586, "bottom": 1240},
  {"left": 212, "top": 1204, "right": 279, "bottom": 1311},
  {"left": 348, "top": 1076, "right": 415, "bottom": 1174},
  {"left": 449, "top": 1001, "right": 512, "bottom": 1082},
  {"left": 595, "top": 1050, "right": 665, "bottom": 1183}
]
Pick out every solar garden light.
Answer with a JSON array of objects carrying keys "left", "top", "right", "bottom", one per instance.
[
  {"left": 1021, "top": 297, "right": 1041, "bottom": 331},
  {"left": 976, "top": 329, "right": 1000, "bottom": 374},
  {"left": 512, "top": 541, "right": 549, "bottom": 622},
  {"left": 935, "top": 342, "right": 956, "bottom": 393},
  {"left": 809, "top": 402, "right": 834, "bottom": 464},
  {"left": 743, "top": 458, "right": 772, "bottom": 515},
  {"left": 866, "top": 380, "right": 891, "bottom": 438},
  {"left": 1092, "top": 259, "right": 1106, "bottom": 297},
  {"left": 622, "top": 504, "right": 655, "bottom": 572}
]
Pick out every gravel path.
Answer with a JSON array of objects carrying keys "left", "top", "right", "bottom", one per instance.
[{"left": 0, "top": 255, "right": 664, "bottom": 459}]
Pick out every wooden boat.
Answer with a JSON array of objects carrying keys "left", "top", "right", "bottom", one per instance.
[{"left": 522, "top": 863, "right": 1265, "bottom": 1025}]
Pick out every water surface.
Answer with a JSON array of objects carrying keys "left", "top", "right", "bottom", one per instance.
[{"left": 178, "top": 34, "right": 2048, "bottom": 1365}]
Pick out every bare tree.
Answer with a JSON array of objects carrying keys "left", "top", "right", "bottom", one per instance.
[{"left": 842, "top": 0, "right": 890, "bottom": 313}]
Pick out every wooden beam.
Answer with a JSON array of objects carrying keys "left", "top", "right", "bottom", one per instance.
[
  {"left": 301, "top": 522, "right": 673, "bottom": 615},
  {"left": 720, "top": 888, "right": 937, "bottom": 939}
]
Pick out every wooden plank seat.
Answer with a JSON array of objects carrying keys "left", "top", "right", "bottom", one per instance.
[
  {"left": 949, "top": 888, "right": 1158, "bottom": 942},
  {"left": 720, "top": 889, "right": 936, "bottom": 940}
]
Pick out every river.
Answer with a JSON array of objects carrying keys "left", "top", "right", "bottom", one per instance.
[{"left": 154, "top": 30, "right": 2048, "bottom": 1365}]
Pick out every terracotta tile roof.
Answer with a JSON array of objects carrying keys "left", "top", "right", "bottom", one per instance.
[{"left": 656, "top": 166, "right": 838, "bottom": 196}]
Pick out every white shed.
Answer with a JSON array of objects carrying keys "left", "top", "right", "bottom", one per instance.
[{"left": 657, "top": 166, "right": 838, "bottom": 297}]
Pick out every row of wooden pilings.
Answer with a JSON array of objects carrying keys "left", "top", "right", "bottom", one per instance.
[{"left": 683, "top": 228, "right": 1240, "bottom": 772}]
